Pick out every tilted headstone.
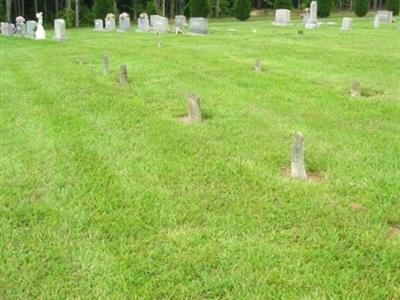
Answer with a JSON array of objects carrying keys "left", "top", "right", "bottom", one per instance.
[
  {"left": 105, "top": 13, "right": 116, "bottom": 31},
  {"left": 26, "top": 21, "right": 37, "bottom": 38},
  {"left": 272, "top": 9, "right": 291, "bottom": 26},
  {"left": 15, "top": 16, "right": 26, "bottom": 37},
  {"left": 187, "top": 94, "right": 202, "bottom": 123},
  {"left": 254, "top": 60, "right": 263, "bottom": 72},
  {"left": 137, "top": 13, "right": 150, "bottom": 32},
  {"left": 119, "top": 65, "right": 128, "bottom": 84},
  {"left": 103, "top": 55, "right": 109, "bottom": 76},
  {"left": 189, "top": 18, "right": 208, "bottom": 35},
  {"left": 35, "top": 12, "right": 46, "bottom": 40},
  {"left": 175, "top": 15, "right": 186, "bottom": 31},
  {"left": 94, "top": 19, "right": 104, "bottom": 31},
  {"left": 53, "top": 19, "right": 67, "bottom": 41},
  {"left": 291, "top": 132, "right": 307, "bottom": 180},
  {"left": 153, "top": 16, "right": 169, "bottom": 33},
  {"left": 118, "top": 12, "right": 131, "bottom": 32},
  {"left": 374, "top": 14, "right": 380, "bottom": 28},
  {"left": 305, "top": 1, "right": 318, "bottom": 29},
  {"left": 350, "top": 81, "right": 361, "bottom": 97},
  {"left": 341, "top": 17, "right": 352, "bottom": 31},
  {"left": 377, "top": 10, "right": 393, "bottom": 23}
]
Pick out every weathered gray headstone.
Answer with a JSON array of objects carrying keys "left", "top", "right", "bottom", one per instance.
[
  {"left": 1, "top": 23, "right": 14, "bottom": 36},
  {"left": 137, "top": 13, "right": 150, "bottom": 32},
  {"left": 377, "top": 10, "right": 393, "bottom": 23},
  {"left": 187, "top": 94, "right": 202, "bottom": 123},
  {"left": 175, "top": 15, "right": 186, "bottom": 31},
  {"left": 254, "top": 60, "right": 263, "bottom": 72},
  {"left": 374, "top": 14, "right": 380, "bottom": 28},
  {"left": 189, "top": 18, "right": 208, "bottom": 35},
  {"left": 94, "top": 19, "right": 104, "bottom": 31},
  {"left": 351, "top": 81, "right": 361, "bottom": 97},
  {"left": 341, "top": 17, "right": 352, "bottom": 31},
  {"left": 15, "top": 16, "right": 26, "bottom": 37},
  {"left": 103, "top": 55, "right": 109, "bottom": 76},
  {"left": 26, "top": 20, "right": 37, "bottom": 38},
  {"left": 305, "top": 1, "right": 318, "bottom": 29},
  {"left": 53, "top": 19, "right": 67, "bottom": 41},
  {"left": 119, "top": 65, "right": 128, "bottom": 84},
  {"left": 153, "top": 16, "right": 169, "bottom": 33},
  {"left": 291, "top": 132, "right": 307, "bottom": 181},
  {"left": 118, "top": 12, "right": 131, "bottom": 32},
  {"left": 105, "top": 13, "right": 116, "bottom": 31},
  {"left": 150, "top": 15, "right": 159, "bottom": 27},
  {"left": 0, "top": 22, "right": 5, "bottom": 35},
  {"left": 272, "top": 9, "right": 291, "bottom": 26}
]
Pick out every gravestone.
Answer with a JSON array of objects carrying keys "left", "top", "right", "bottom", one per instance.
[
  {"left": 94, "top": 19, "right": 104, "bottom": 31},
  {"left": 377, "top": 10, "right": 393, "bottom": 23},
  {"left": 118, "top": 12, "right": 131, "bottom": 32},
  {"left": 187, "top": 94, "right": 202, "bottom": 123},
  {"left": 341, "top": 17, "right": 352, "bottom": 31},
  {"left": 272, "top": 9, "right": 291, "bottom": 26},
  {"left": 0, "top": 22, "right": 5, "bottom": 35},
  {"left": 2, "top": 23, "right": 14, "bottom": 36},
  {"left": 137, "top": 13, "right": 150, "bottom": 32},
  {"left": 189, "top": 18, "right": 208, "bottom": 35},
  {"left": 254, "top": 60, "right": 263, "bottom": 72},
  {"left": 291, "top": 132, "right": 307, "bottom": 180},
  {"left": 150, "top": 15, "right": 159, "bottom": 27},
  {"left": 103, "top": 55, "right": 109, "bottom": 76},
  {"left": 119, "top": 65, "right": 128, "bottom": 84},
  {"left": 105, "top": 13, "right": 116, "bottom": 31},
  {"left": 351, "top": 81, "right": 361, "bottom": 97},
  {"left": 53, "top": 19, "right": 67, "bottom": 41},
  {"left": 35, "top": 12, "right": 46, "bottom": 40},
  {"left": 26, "top": 21, "right": 37, "bottom": 38},
  {"left": 374, "top": 14, "right": 380, "bottom": 28},
  {"left": 153, "top": 16, "right": 169, "bottom": 33},
  {"left": 305, "top": 1, "right": 318, "bottom": 29},
  {"left": 175, "top": 15, "right": 186, "bottom": 31},
  {"left": 15, "top": 16, "right": 26, "bottom": 37}
]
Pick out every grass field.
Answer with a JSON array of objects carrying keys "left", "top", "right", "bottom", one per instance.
[{"left": 1, "top": 13, "right": 400, "bottom": 299}]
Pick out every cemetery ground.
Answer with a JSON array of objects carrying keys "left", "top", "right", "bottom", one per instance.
[{"left": 1, "top": 13, "right": 400, "bottom": 299}]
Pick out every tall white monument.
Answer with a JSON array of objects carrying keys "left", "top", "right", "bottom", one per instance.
[{"left": 35, "top": 12, "right": 46, "bottom": 40}]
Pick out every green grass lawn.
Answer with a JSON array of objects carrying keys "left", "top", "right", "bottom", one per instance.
[{"left": 1, "top": 14, "right": 400, "bottom": 299}]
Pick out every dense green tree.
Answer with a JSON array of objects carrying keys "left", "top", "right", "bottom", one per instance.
[
  {"left": 234, "top": 0, "right": 251, "bottom": 20},
  {"left": 353, "top": 0, "right": 368, "bottom": 17},
  {"left": 189, "top": 0, "right": 209, "bottom": 17},
  {"left": 93, "top": 0, "right": 114, "bottom": 19},
  {"left": 146, "top": 1, "right": 158, "bottom": 14},
  {"left": 274, "top": 0, "right": 293, "bottom": 9},
  {"left": 316, "top": 0, "right": 332, "bottom": 17},
  {"left": 387, "top": 0, "right": 399, "bottom": 15}
]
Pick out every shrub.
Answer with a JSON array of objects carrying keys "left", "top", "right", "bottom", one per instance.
[
  {"left": 234, "top": 0, "right": 251, "bottom": 20},
  {"left": 317, "top": 0, "right": 332, "bottom": 17},
  {"left": 353, "top": 0, "right": 368, "bottom": 17},
  {"left": 387, "top": 0, "right": 400, "bottom": 16},
  {"left": 189, "top": 0, "right": 209, "bottom": 17},
  {"left": 93, "top": 0, "right": 114, "bottom": 19},
  {"left": 59, "top": 8, "right": 75, "bottom": 28},
  {"left": 275, "top": 0, "right": 293, "bottom": 10},
  {"left": 146, "top": 1, "right": 158, "bottom": 15}
]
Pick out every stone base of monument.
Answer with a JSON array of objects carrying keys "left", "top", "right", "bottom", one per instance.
[
  {"left": 305, "top": 22, "right": 319, "bottom": 29},
  {"left": 272, "top": 22, "right": 292, "bottom": 26}
]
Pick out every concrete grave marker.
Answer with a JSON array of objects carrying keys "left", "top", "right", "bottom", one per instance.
[
  {"left": 137, "top": 13, "right": 150, "bottom": 32},
  {"left": 187, "top": 94, "right": 202, "bottom": 123},
  {"left": 254, "top": 60, "right": 263, "bottom": 72},
  {"left": 305, "top": 1, "right": 318, "bottom": 29},
  {"left": 119, "top": 65, "right": 128, "bottom": 84},
  {"left": 105, "top": 13, "right": 116, "bottom": 31},
  {"left": 53, "top": 19, "right": 67, "bottom": 41},
  {"left": 291, "top": 132, "right": 307, "bottom": 180},
  {"left": 273, "top": 9, "right": 291, "bottom": 26},
  {"left": 374, "top": 15, "right": 380, "bottom": 28},
  {"left": 26, "top": 20, "right": 37, "bottom": 38},
  {"left": 377, "top": 10, "right": 393, "bottom": 23},
  {"left": 153, "top": 16, "right": 169, "bottom": 33},
  {"left": 118, "top": 12, "right": 131, "bottom": 32},
  {"left": 15, "top": 16, "right": 26, "bottom": 37},
  {"left": 351, "top": 81, "right": 361, "bottom": 97},
  {"left": 94, "top": 19, "right": 104, "bottom": 31},
  {"left": 189, "top": 18, "right": 208, "bottom": 35},
  {"left": 175, "top": 15, "right": 186, "bottom": 31},
  {"left": 341, "top": 17, "right": 352, "bottom": 31}
]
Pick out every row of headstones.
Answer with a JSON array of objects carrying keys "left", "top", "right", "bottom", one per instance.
[
  {"left": 273, "top": 2, "right": 395, "bottom": 30},
  {"left": 94, "top": 12, "right": 208, "bottom": 35},
  {"left": 0, "top": 12, "right": 67, "bottom": 40}
]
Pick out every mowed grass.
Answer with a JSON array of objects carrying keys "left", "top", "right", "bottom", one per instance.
[{"left": 1, "top": 14, "right": 400, "bottom": 299}]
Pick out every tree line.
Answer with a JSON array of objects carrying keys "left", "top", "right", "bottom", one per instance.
[{"left": 0, "top": 0, "right": 398, "bottom": 26}]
